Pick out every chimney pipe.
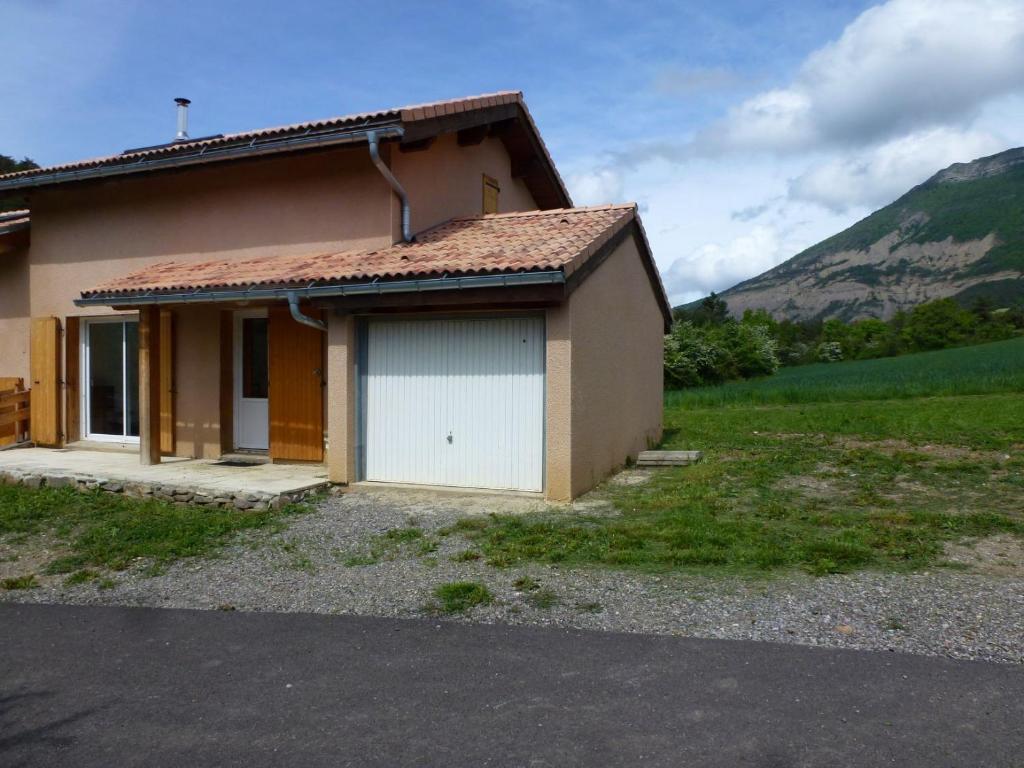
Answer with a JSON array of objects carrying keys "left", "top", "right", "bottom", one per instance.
[{"left": 174, "top": 98, "right": 191, "bottom": 142}]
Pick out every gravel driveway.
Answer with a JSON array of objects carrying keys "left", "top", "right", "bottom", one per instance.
[{"left": 5, "top": 483, "right": 1024, "bottom": 664}]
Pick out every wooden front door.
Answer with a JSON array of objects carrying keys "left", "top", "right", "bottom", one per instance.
[
  {"left": 268, "top": 306, "right": 324, "bottom": 461},
  {"left": 30, "top": 316, "right": 62, "bottom": 446}
]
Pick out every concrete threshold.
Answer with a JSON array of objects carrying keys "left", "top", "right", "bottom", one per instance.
[{"left": 354, "top": 480, "right": 544, "bottom": 500}]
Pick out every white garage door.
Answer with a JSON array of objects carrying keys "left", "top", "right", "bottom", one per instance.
[{"left": 364, "top": 316, "right": 545, "bottom": 492}]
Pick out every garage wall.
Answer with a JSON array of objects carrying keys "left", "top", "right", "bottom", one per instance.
[
  {"left": 325, "top": 314, "right": 358, "bottom": 484},
  {"left": 545, "top": 233, "right": 665, "bottom": 500}
]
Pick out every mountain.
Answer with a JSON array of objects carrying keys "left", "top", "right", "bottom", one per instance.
[{"left": 717, "top": 147, "right": 1024, "bottom": 321}]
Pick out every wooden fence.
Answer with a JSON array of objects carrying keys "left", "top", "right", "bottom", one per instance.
[{"left": 0, "top": 377, "right": 30, "bottom": 448}]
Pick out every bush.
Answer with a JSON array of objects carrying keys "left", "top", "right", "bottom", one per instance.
[
  {"left": 664, "top": 319, "right": 779, "bottom": 388},
  {"left": 816, "top": 341, "right": 844, "bottom": 362},
  {"left": 667, "top": 293, "right": 1022, "bottom": 387},
  {"left": 663, "top": 321, "right": 723, "bottom": 388}
]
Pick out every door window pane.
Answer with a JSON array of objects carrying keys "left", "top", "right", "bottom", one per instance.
[
  {"left": 88, "top": 322, "right": 124, "bottom": 436},
  {"left": 242, "top": 318, "right": 268, "bottom": 399},
  {"left": 124, "top": 322, "right": 139, "bottom": 437}
]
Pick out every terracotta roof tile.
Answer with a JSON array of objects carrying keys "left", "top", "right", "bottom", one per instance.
[
  {"left": 0, "top": 91, "right": 524, "bottom": 184},
  {"left": 83, "top": 205, "right": 639, "bottom": 297}
]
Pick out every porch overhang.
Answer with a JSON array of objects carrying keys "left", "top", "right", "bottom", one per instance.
[{"left": 74, "top": 270, "right": 567, "bottom": 308}]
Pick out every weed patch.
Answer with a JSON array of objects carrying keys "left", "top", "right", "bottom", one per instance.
[
  {"left": 526, "top": 587, "right": 558, "bottom": 610},
  {"left": 431, "top": 581, "right": 494, "bottom": 613},
  {"left": 1, "top": 574, "right": 37, "bottom": 590}
]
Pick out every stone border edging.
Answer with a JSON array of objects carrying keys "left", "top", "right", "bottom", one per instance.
[{"left": 0, "top": 469, "right": 330, "bottom": 511}]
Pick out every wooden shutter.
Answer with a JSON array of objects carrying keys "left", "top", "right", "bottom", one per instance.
[
  {"left": 159, "top": 309, "right": 175, "bottom": 455},
  {"left": 482, "top": 174, "right": 500, "bottom": 214},
  {"left": 30, "top": 316, "right": 62, "bottom": 446},
  {"left": 268, "top": 305, "right": 324, "bottom": 461},
  {"left": 65, "top": 317, "right": 80, "bottom": 444}
]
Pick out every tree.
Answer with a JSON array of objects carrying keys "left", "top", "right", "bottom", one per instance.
[
  {"left": 0, "top": 153, "right": 39, "bottom": 212},
  {"left": 847, "top": 318, "right": 897, "bottom": 359},
  {"left": 673, "top": 292, "right": 731, "bottom": 327},
  {"left": 901, "top": 298, "right": 975, "bottom": 351}
]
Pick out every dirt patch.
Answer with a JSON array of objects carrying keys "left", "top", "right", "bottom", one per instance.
[
  {"left": 608, "top": 470, "right": 655, "bottom": 487},
  {"left": 839, "top": 438, "right": 1013, "bottom": 463},
  {"left": 944, "top": 535, "right": 1024, "bottom": 577},
  {"left": 0, "top": 534, "right": 72, "bottom": 588},
  {"left": 776, "top": 474, "right": 839, "bottom": 500}
]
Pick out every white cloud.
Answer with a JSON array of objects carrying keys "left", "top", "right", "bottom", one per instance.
[
  {"left": 697, "top": 0, "right": 1024, "bottom": 154},
  {"left": 562, "top": 0, "right": 1024, "bottom": 305},
  {"left": 789, "top": 126, "right": 1007, "bottom": 211},
  {"left": 663, "top": 225, "right": 786, "bottom": 302},
  {"left": 567, "top": 168, "right": 626, "bottom": 205}
]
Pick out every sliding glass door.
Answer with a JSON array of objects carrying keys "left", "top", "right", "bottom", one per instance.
[{"left": 82, "top": 317, "right": 139, "bottom": 442}]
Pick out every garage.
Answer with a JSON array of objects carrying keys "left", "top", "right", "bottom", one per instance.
[{"left": 362, "top": 316, "right": 545, "bottom": 492}]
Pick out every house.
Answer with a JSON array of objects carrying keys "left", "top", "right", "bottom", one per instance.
[{"left": 0, "top": 91, "right": 670, "bottom": 501}]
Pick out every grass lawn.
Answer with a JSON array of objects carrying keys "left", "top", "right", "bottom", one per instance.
[
  {"left": 452, "top": 342, "right": 1024, "bottom": 576},
  {"left": 0, "top": 486, "right": 308, "bottom": 586}
]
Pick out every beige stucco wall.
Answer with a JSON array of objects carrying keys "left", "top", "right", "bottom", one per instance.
[
  {"left": 0, "top": 245, "right": 29, "bottom": 382},
  {"left": 4, "top": 131, "right": 539, "bottom": 456},
  {"left": 545, "top": 234, "right": 665, "bottom": 500},
  {"left": 27, "top": 146, "right": 397, "bottom": 322},
  {"left": 325, "top": 313, "right": 357, "bottom": 483},
  {"left": 396, "top": 134, "right": 537, "bottom": 232},
  {"left": 172, "top": 305, "right": 222, "bottom": 458}
]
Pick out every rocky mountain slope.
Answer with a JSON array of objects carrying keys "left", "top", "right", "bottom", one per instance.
[{"left": 718, "top": 147, "right": 1024, "bottom": 321}]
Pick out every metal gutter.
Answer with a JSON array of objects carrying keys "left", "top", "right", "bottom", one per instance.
[
  {"left": 367, "top": 130, "right": 412, "bottom": 242},
  {"left": 73, "top": 270, "right": 566, "bottom": 308},
  {"left": 0, "top": 221, "right": 29, "bottom": 237},
  {"left": 0, "top": 122, "right": 405, "bottom": 191},
  {"left": 287, "top": 291, "right": 327, "bottom": 332}
]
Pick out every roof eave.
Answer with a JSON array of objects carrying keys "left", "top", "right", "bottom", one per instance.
[
  {"left": 74, "top": 270, "right": 567, "bottom": 308},
  {"left": 0, "top": 121, "right": 405, "bottom": 193}
]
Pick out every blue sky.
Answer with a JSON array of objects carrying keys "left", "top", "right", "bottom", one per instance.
[{"left": 4, "top": 0, "right": 1024, "bottom": 303}]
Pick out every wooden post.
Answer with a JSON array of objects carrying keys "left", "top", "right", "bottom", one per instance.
[{"left": 138, "top": 306, "right": 162, "bottom": 465}]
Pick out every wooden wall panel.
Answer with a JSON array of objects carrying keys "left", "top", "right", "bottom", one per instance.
[
  {"left": 29, "top": 317, "right": 62, "bottom": 446},
  {"left": 138, "top": 306, "right": 161, "bottom": 465},
  {"left": 159, "top": 310, "right": 175, "bottom": 455},
  {"left": 65, "top": 317, "right": 80, "bottom": 444},
  {"left": 268, "top": 306, "right": 324, "bottom": 462},
  {"left": 0, "top": 378, "right": 27, "bottom": 447}
]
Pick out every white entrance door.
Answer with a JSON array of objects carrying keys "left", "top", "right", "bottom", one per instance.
[
  {"left": 364, "top": 316, "right": 545, "bottom": 492},
  {"left": 234, "top": 310, "right": 269, "bottom": 451}
]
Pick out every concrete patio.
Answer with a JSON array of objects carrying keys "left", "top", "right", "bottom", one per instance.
[{"left": 0, "top": 447, "right": 330, "bottom": 509}]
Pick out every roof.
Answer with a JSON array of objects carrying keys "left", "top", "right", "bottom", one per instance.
[
  {"left": 0, "top": 91, "right": 571, "bottom": 209},
  {"left": 81, "top": 204, "right": 671, "bottom": 326}
]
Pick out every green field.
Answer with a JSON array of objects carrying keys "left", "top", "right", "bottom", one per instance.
[
  {"left": 453, "top": 342, "right": 1024, "bottom": 576},
  {"left": 666, "top": 336, "right": 1024, "bottom": 408}
]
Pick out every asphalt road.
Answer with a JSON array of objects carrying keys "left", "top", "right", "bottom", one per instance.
[{"left": 1, "top": 603, "right": 1021, "bottom": 767}]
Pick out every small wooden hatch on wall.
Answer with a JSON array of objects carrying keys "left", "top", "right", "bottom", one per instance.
[{"left": 482, "top": 174, "right": 500, "bottom": 215}]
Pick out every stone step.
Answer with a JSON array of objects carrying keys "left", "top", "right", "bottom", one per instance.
[{"left": 635, "top": 450, "right": 703, "bottom": 467}]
